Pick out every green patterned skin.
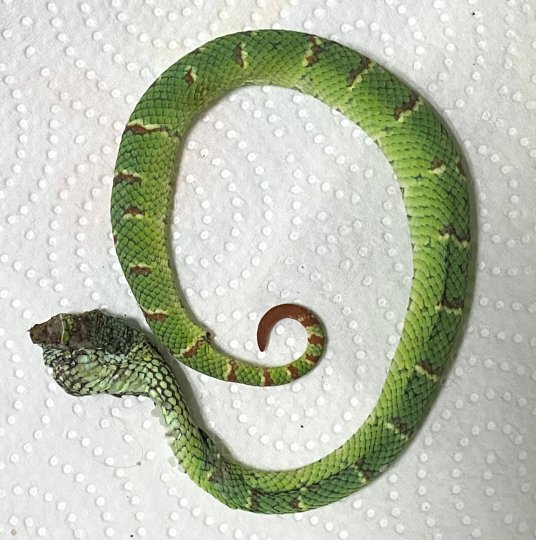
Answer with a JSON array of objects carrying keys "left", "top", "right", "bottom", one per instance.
[{"left": 30, "top": 30, "right": 470, "bottom": 513}]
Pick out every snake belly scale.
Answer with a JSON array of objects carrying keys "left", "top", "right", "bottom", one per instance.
[{"left": 30, "top": 30, "right": 470, "bottom": 513}]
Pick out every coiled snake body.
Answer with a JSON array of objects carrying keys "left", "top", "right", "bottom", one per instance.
[{"left": 30, "top": 30, "right": 470, "bottom": 513}]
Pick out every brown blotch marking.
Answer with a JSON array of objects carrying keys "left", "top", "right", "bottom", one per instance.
[
  {"left": 430, "top": 158, "right": 445, "bottom": 171},
  {"left": 262, "top": 368, "right": 273, "bottom": 386},
  {"left": 227, "top": 360, "right": 238, "bottom": 382},
  {"left": 307, "top": 333, "right": 324, "bottom": 347},
  {"left": 346, "top": 57, "right": 372, "bottom": 87},
  {"left": 305, "top": 353, "right": 319, "bottom": 364},
  {"left": 233, "top": 43, "right": 246, "bottom": 67},
  {"left": 298, "top": 313, "right": 319, "bottom": 327},
  {"left": 183, "top": 333, "right": 209, "bottom": 359},
  {"left": 249, "top": 489, "right": 261, "bottom": 512},
  {"left": 125, "top": 123, "right": 170, "bottom": 135},
  {"left": 287, "top": 365, "right": 300, "bottom": 380},
  {"left": 207, "top": 464, "right": 225, "bottom": 485},
  {"left": 208, "top": 470, "right": 223, "bottom": 485},
  {"left": 394, "top": 91, "right": 420, "bottom": 120},
  {"left": 291, "top": 498, "right": 302, "bottom": 510},
  {"left": 440, "top": 223, "right": 470, "bottom": 243},
  {"left": 388, "top": 416, "right": 414, "bottom": 438},
  {"left": 113, "top": 173, "right": 142, "bottom": 186},
  {"left": 416, "top": 359, "right": 443, "bottom": 377},
  {"left": 354, "top": 458, "right": 374, "bottom": 481},
  {"left": 440, "top": 293, "right": 465, "bottom": 310},
  {"left": 143, "top": 310, "right": 167, "bottom": 322},
  {"left": 130, "top": 265, "right": 152, "bottom": 276},
  {"left": 183, "top": 67, "right": 195, "bottom": 86},
  {"left": 124, "top": 206, "right": 145, "bottom": 217},
  {"left": 304, "top": 35, "right": 323, "bottom": 67}
]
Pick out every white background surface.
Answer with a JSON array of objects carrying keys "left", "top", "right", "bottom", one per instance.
[{"left": 1, "top": 1, "right": 535, "bottom": 539}]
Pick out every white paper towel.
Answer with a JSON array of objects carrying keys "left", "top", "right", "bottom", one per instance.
[{"left": 1, "top": 1, "right": 535, "bottom": 539}]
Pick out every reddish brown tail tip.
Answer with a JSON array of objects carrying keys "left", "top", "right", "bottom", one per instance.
[{"left": 256, "top": 303, "right": 318, "bottom": 352}]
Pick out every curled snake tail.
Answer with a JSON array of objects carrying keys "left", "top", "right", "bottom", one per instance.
[{"left": 256, "top": 303, "right": 324, "bottom": 353}]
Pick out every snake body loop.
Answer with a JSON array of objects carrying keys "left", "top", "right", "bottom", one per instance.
[{"left": 31, "top": 30, "right": 470, "bottom": 513}]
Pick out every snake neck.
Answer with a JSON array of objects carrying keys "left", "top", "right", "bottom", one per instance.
[
  {"left": 143, "top": 360, "right": 215, "bottom": 473},
  {"left": 144, "top": 360, "right": 245, "bottom": 506}
]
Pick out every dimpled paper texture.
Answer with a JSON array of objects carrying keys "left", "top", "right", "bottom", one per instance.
[{"left": 1, "top": 0, "right": 535, "bottom": 539}]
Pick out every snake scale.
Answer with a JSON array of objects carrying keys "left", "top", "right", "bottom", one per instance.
[{"left": 30, "top": 30, "right": 470, "bottom": 513}]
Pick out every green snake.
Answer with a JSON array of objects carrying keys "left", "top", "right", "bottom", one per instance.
[{"left": 30, "top": 30, "right": 470, "bottom": 514}]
